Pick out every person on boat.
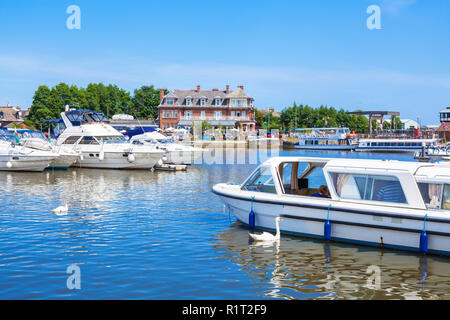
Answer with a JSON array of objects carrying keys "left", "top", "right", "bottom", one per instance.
[
  {"left": 311, "top": 185, "right": 331, "bottom": 198},
  {"left": 374, "top": 181, "right": 406, "bottom": 203}
]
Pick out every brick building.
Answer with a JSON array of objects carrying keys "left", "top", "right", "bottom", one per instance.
[{"left": 158, "top": 85, "right": 256, "bottom": 133}]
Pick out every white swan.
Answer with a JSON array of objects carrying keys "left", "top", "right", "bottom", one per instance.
[
  {"left": 52, "top": 203, "right": 68, "bottom": 215},
  {"left": 249, "top": 217, "right": 284, "bottom": 242}
]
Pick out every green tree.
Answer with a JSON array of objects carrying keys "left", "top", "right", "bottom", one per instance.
[{"left": 132, "top": 86, "right": 167, "bottom": 120}]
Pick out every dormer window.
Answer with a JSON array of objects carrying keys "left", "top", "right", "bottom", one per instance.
[
  {"left": 186, "top": 98, "right": 192, "bottom": 106},
  {"left": 215, "top": 98, "right": 221, "bottom": 106},
  {"left": 200, "top": 98, "right": 206, "bottom": 107},
  {"left": 166, "top": 98, "right": 174, "bottom": 105}
]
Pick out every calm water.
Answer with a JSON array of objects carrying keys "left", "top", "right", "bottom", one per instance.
[{"left": 1, "top": 149, "right": 450, "bottom": 300}]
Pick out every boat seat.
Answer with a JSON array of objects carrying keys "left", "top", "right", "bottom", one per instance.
[{"left": 292, "top": 188, "right": 319, "bottom": 196}]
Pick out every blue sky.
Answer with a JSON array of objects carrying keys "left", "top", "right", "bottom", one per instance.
[{"left": 1, "top": 0, "right": 450, "bottom": 124}]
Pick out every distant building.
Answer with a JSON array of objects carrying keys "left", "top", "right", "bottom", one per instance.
[
  {"left": 400, "top": 119, "right": 419, "bottom": 130},
  {"left": 261, "top": 107, "right": 281, "bottom": 118},
  {"left": 0, "top": 105, "right": 26, "bottom": 127},
  {"left": 158, "top": 85, "right": 256, "bottom": 133},
  {"left": 438, "top": 107, "right": 450, "bottom": 140}
]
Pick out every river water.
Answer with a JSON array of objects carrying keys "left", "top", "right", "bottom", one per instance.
[{"left": 1, "top": 149, "right": 449, "bottom": 300}]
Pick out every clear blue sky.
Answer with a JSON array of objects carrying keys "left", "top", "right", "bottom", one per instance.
[{"left": 1, "top": 0, "right": 450, "bottom": 124}]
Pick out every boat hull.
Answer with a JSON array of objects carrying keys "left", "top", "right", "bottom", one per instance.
[
  {"left": 0, "top": 156, "right": 53, "bottom": 171},
  {"left": 294, "top": 145, "right": 357, "bottom": 151},
  {"left": 213, "top": 184, "right": 450, "bottom": 256},
  {"left": 48, "top": 154, "right": 79, "bottom": 169},
  {"left": 73, "top": 150, "right": 164, "bottom": 169}
]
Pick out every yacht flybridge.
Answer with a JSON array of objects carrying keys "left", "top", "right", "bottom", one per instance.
[
  {"left": 213, "top": 156, "right": 450, "bottom": 256},
  {"left": 52, "top": 109, "right": 165, "bottom": 169}
]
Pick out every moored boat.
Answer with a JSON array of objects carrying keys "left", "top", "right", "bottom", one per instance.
[
  {"left": 293, "top": 128, "right": 358, "bottom": 151},
  {"left": 213, "top": 156, "right": 450, "bottom": 256},
  {"left": 0, "top": 128, "right": 57, "bottom": 171},
  {"left": 357, "top": 138, "right": 437, "bottom": 153}
]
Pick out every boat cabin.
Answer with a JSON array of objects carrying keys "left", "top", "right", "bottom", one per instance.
[{"left": 241, "top": 157, "right": 450, "bottom": 211}]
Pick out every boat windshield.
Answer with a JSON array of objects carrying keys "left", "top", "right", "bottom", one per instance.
[
  {"left": 242, "top": 166, "right": 277, "bottom": 194},
  {"left": 97, "top": 136, "right": 128, "bottom": 144},
  {"left": 0, "top": 128, "right": 16, "bottom": 143},
  {"left": 18, "top": 131, "right": 47, "bottom": 140}
]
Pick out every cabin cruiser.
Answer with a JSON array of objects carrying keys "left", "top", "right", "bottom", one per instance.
[
  {"left": 357, "top": 139, "right": 437, "bottom": 153},
  {"left": 128, "top": 129, "right": 204, "bottom": 165},
  {"left": 213, "top": 156, "right": 450, "bottom": 256},
  {"left": 15, "top": 129, "right": 80, "bottom": 169},
  {"left": 0, "top": 128, "right": 57, "bottom": 171},
  {"left": 294, "top": 128, "right": 359, "bottom": 151},
  {"left": 51, "top": 109, "right": 165, "bottom": 169}
]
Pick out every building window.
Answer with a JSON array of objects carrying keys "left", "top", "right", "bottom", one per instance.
[
  {"left": 162, "top": 111, "right": 166, "bottom": 118},
  {"left": 170, "top": 111, "right": 173, "bottom": 118},
  {"left": 185, "top": 111, "right": 192, "bottom": 119},
  {"left": 242, "top": 111, "right": 246, "bottom": 119},
  {"left": 201, "top": 111, "right": 206, "bottom": 119},
  {"left": 200, "top": 98, "right": 206, "bottom": 107},
  {"left": 215, "top": 98, "right": 221, "bottom": 106},
  {"left": 230, "top": 99, "right": 247, "bottom": 107},
  {"left": 231, "top": 111, "right": 235, "bottom": 118},
  {"left": 214, "top": 111, "right": 222, "bottom": 120},
  {"left": 174, "top": 110, "right": 178, "bottom": 118},
  {"left": 166, "top": 98, "right": 174, "bottom": 105},
  {"left": 186, "top": 98, "right": 192, "bottom": 106}
]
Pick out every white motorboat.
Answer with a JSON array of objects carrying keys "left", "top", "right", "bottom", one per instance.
[
  {"left": 293, "top": 128, "right": 359, "bottom": 151},
  {"left": 52, "top": 109, "right": 165, "bottom": 169},
  {"left": 0, "top": 128, "right": 57, "bottom": 171},
  {"left": 357, "top": 138, "right": 437, "bottom": 153},
  {"left": 15, "top": 129, "right": 80, "bottom": 169},
  {"left": 213, "top": 156, "right": 450, "bottom": 256},
  {"left": 128, "top": 130, "right": 204, "bottom": 165}
]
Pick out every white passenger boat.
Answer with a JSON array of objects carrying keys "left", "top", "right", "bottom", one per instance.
[
  {"left": 294, "top": 128, "right": 358, "bottom": 151},
  {"left": 357, "top": 139, "right": 437, "bottom": 153},
  {"left": 0, "top": 128, "right": 57, "bottom": 171},
  {"left": 52, "top": 109, "right": 165, "bottom": 169},
  {"left": 213, "top": 156, "right": 450, "bottom": 256},
  {"left": 15, "top": 129, "right": 80, "bottom": 169},
  {"left": 128, "top": 130, "right": 204, "bottom": 165}
]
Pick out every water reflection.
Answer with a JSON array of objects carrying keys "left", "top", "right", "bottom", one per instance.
[{"left": 214, "top": 222, "right": 450, "bottom": 300}]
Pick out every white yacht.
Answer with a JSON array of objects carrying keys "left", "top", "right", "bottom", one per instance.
[
  {"left": 294, "top": 128, "right": 359, "bottom": 151},
  {"left": 15, "top": 129, "right": 80, "bottom": 169},
  {"left": 0, "top": 128, "right": 57, "bottom": 171},
  {"left": 52, "top": 109, "right": 165, "bottom": 169},
  {"left": 213, "top": 156, "right": 450, "bottom": 256},
  {"left": 128, "top": 130, "right": 204, "bottom": 165},
  {"left": 357, "top": 138, "right": 437, "bottom": 153}
]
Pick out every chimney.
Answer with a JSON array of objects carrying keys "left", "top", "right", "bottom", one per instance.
[
  {"left": 196, "top": 85, "right": 201, "bottom": 92},
  {"left": 226, "top": 85, "right": 230, "bottom": 94},
  {"left": 238, "top": 85, "right": 244, "bottom": 91},
  {"left": 160, "top": 88, "right": 164, "bottom": 103}
]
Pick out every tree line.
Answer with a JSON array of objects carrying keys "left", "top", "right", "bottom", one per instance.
[
  {"left": 256, "top": 103, "right": 404, "bottom": 134},
  {"left": 27, "top": 83, "right": 167, "bottom": 130}
]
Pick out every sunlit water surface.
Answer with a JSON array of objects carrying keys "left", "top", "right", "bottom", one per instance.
[{"left": 1, "top": 149, "right": 450, "bottom": 299}]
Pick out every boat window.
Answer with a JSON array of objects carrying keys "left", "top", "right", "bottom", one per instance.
[
  {"left": 97, "top": 136, "right": 128, "bottom": 144},
  {"left": 62, "top": 136, "right": 81, "bottom": 144},
  {"left": 331, "top": 173, "right": 407, "bottom": 204},
  {"left": 442, "top": 185, "right": 450, "bottom": 210},
  {"left": 280, "top": 162, "right": 329, "bottom": 198},
  {"left": 242, "top": 167, "right": 277, "bottom": 194},
  {"left": 418, "top": 183, "right": 443, "bottom": 208},
  {"left": 79, "top": 136, "right": 100, "bottom": 145}
]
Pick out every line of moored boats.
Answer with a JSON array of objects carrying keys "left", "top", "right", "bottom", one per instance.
[{"left": 0, "top": 109, "right": 204, "bottom": 172}]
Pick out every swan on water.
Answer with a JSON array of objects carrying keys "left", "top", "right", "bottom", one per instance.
[
  {"left": 52, "top": 203, "right": 68, "bottom": 215},
  {"left": 249, "top": 217, "right": 284, "bottom": 242}
]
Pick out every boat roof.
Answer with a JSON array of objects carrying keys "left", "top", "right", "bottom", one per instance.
[
  {"left": 262, "top": 156, "right": 447, "bottom": 177},
  {"left": 360, "top": 139, "right": 437, "bottom": 142}
]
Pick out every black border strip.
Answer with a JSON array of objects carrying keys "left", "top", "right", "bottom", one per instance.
[{"left": 212, "top": 189, "right": 450, "bottom": 224}]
